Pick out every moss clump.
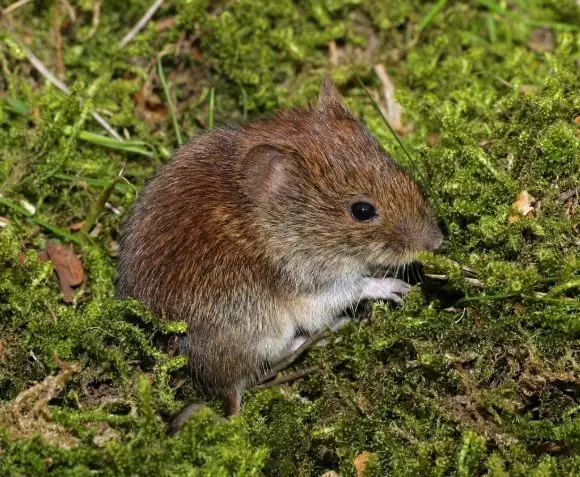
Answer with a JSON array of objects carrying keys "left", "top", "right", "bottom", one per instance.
[{"left": 0, "top": 0, "right": 579, "bottom": 475}]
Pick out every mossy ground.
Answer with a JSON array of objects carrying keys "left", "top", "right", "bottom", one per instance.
[{"left": 0, "top": 0, "right": 579, "bottom": 475}]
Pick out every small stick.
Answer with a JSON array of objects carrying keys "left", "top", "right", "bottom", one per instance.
[
  {"left": 255, "top": 366, "right": 321, "bottom": 389},
  {"left": 1, "top": 0, "right": 32, "bottom": 15},
  {"left": 17, "top": 42, "right": 122, "bottom": 140},
  {"left": 425, "top": 273, "right": 484, "bottom": 287},
  {"left": 86, "top": 0, "right": 101, "bottom": 39},
  {"left": 259, "top": 327, "right": 330, "bottom": 384},
  {"left": 119, "top": 0, "right": 164, "bottom": 48},
  {"left": 59, "top": 0, "right": 76, "bottom": 22}
]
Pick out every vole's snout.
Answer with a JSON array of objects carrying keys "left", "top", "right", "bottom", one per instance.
[
  {"left": 423, "top": 224, "right": 444, "bottom": 251},
  {"left": 394, "top": 218, "right": 444, "bottom": 253}
]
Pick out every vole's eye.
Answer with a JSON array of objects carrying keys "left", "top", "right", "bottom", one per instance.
[{"left": 350, "top": 201, "right": 377, "bottom": 221}]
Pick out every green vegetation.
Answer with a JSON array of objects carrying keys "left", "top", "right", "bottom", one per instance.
[{"left": 0, "top": 0, "right": 578, "bottom": 475}]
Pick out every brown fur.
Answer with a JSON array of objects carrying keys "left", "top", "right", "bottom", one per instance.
[{"left": 117, "top": 77, "right": 442, "bottom": 415}]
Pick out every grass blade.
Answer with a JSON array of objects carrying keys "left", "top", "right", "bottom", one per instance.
[
  {"left": 353, "top": 68, "right": 453, "bottom": 244},
  {"left": 418, "top": 0, "right": 448, "bottom": 32},
  {"left": 54, "top": 173, "right": 131, "bottom": 194},
  {"left": 208, "top": 87, "right": 215, "bottom": 129},
  {"left": 353, "top": 69, "right": 426, "bottom": 184},
  {"left": 0, "top": 196, "right": 83, "bottom": 245},
  {"left": 64, "top": 127, "right": 156, "bottom": 157},
  {"left": 157, "top": 56, "right": 183, "bottom": 146},
  {"left": 476, "top": 0, "right": 579, "bottom": 31}
]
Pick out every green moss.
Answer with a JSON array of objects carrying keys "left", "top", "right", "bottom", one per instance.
[{"left": 1, "top": 0, "right": 579, "bottom": 475}]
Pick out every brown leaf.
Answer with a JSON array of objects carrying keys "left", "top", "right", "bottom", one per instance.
[
  {"left": 519, "top": 84, "right": 538, "bottom": 95},
  {"left": 353, "top": 452, "right": 373, "bottom": 477},
  {"left": 374, "top": 64, "right": 413, "bottom": 135},
  {"left": 191, "top": 46, "right": 203, "bottom": 61},
  {"left": 68, "top": 221, "right": 85, "bottom": 231},
  {"left": 154, "top": 17, "right": 177, "bottom": 32},
  {"left": 46, "top": 241, "right": 84, "bottom": 303},
  {"left": 527, "top": 28, "right": 555, "bottom": 53},
  {"left": 134, "top": 83, "right": 169, "bottom": 125},
  {"left": 508, "top": 191, "right": 535, "bottom": 224},
  {"left": 328, "top": 40, "right": 339, "bottom": 65},
  {"left": 2, "top": 356, "right": 81, "bottom": 449},
  {"left": 427, "top": 133, "right": 440, "bottom": 147}
]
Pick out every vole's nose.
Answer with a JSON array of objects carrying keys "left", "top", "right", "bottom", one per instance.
[
  {"left": 393, "top": 219, "right": 444, "bottom": 253},
  {"left": 423, "top": 225, "right": 444, "bottom": 251}
]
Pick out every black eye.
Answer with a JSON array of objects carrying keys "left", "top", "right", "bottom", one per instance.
[{"left": 350, "top": 201, "right": 377, "bottom": 221}]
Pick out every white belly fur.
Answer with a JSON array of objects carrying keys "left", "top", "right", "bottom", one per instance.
[{"left": 257, "top": 277, "right": 363, "bottom": 363}]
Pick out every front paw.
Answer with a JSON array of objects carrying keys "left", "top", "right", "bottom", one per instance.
[{"left": 361, "top": 277, "right": 411, "bottom": 304}]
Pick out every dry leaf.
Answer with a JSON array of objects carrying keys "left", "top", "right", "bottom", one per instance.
[
  {"left": 321, "top": 472, "right": 339, "bottom": 477},
  {"left": 328, "top": 40, "right": 339, "bottom": 65},
  {"left": 509, "top": 190, "right": 535, "bottom": 224},
  {"left": 527, "top": 27, "right": 555, "bottom": 53},
  {"left": 353, "top": 451, "right": 373, "bottom": 477},
  {"left": 108, "top": 240, "right": 119, "bottom": 257},
  {"left": 91, "top": 422, "right": 120, "bottom": 447},
  {"left": 46, "top": 241, "right": 85, "bottom": 302},
  {"left": 154, "top": 17, "right": 177, "bottom": 32},
  {"left": 1, "top": 356, "right": 81, "bottom": 449},
  {"left": 427, "top": 133, "right": 440, "bottom": 147},
  {"left": 68, "top": 221, "right": 85, "bottom": 231},
  {"left": 134, "top": 84, "right": 169, "bottom": 125},
  {"left": 374, "top": 64, "right": 413, "bottom": 135},
  {"left": 519, "top": 84, "right": 538, "bottom": 95}
]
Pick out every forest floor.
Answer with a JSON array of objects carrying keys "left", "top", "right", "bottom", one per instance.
[{"left": 0, "top": 0, "right": 579, "bottom": 475}]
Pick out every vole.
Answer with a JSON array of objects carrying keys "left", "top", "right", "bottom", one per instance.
[{"left": 117, "top": 77, "right": 443, "bottom": 424}]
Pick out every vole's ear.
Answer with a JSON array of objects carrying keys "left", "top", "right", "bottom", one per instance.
[
  {"left": 240, "top": 144, "right": 286, "bottom": 197},
  {"left": 317, "top": 75, "right": 342, "bottom": 108}
]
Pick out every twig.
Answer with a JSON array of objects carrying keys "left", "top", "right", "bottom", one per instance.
[
  {"left": 425, "top": 273, "right": 484, "bottom": 287},
  {"left": 119, "top": 0, "right": 165, "bottom": 48},
  {"left": 17, "top": 42, "right": 122, "bottom": 140},
  {"left": 86, "top": 0, "right": 101, "bottom": 39},
  {"left": 455, "top": 292, "right": 579, "bottom": 307},
  {"left": 259, "top": 327, "right": 330, "bottom": 384},
  {"left": 59, "top": 0, "right": 76, "bottom": 22},
  {"left": 255, "top": 366, "right": 321, "bottom": 389},
  {"left": 1, "top": 0, "right": 32, "bottom": 15}
]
